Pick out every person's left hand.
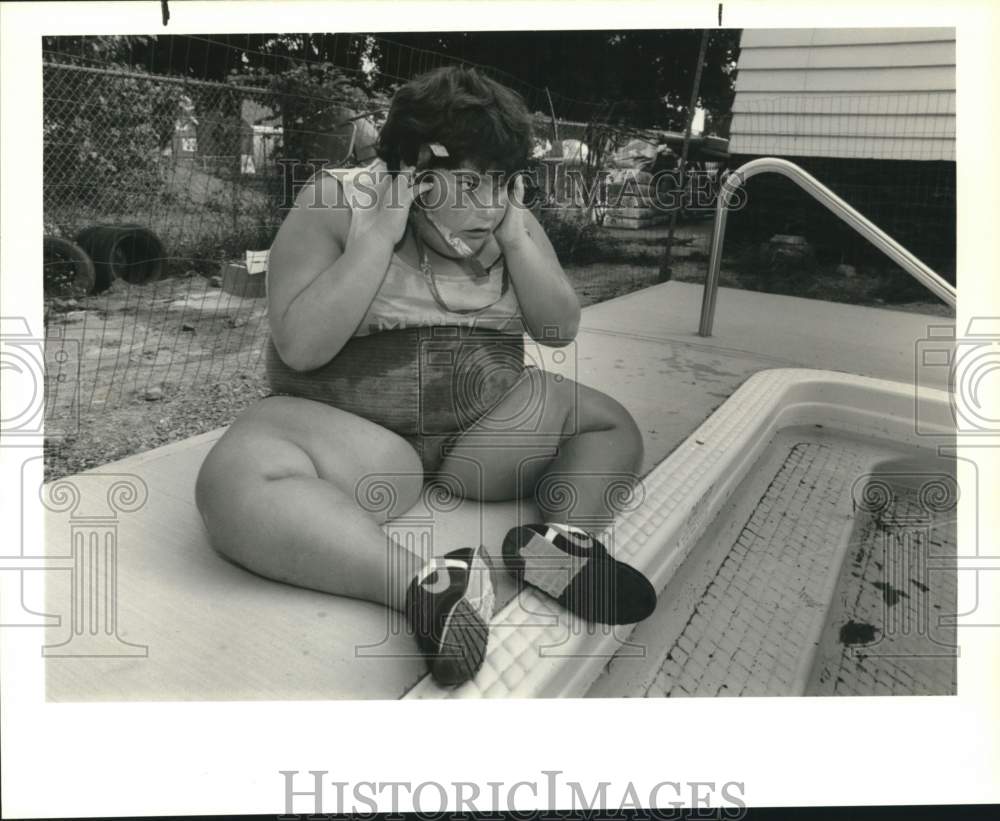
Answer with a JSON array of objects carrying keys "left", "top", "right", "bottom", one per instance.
[{"left": 494, "top": 174, "right": 530, "bottom": 248}]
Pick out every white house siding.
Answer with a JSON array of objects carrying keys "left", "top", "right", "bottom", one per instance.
[{"left": 729, "top": 28, "right": 955, "bottom": 161}]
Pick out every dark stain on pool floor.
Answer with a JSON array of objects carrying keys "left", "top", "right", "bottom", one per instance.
[
  {"left": 873, "top": 581, "right": 910, "bottom": 605},
  {"left": 839, "top": 620, "right": 878, "bottom": 645}
]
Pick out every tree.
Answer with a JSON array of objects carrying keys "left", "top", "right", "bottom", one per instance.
[
  {"left": 43, "top": 33, "right": 376, "bottom": 84},
  {"left": 231, "top": 61, "right": 389, "bottom": 159},
  {"left": 372, "top": 30, "right": 742, "bottom": 130},
  {"left": 44, "top": 31, "right": 740, "bottom": 132},
  {"left": 43, "top": 30, "right": 742, "bottom": 152}
]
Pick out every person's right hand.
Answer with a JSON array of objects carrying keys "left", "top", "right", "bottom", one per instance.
[{"left": 346, "top": 159, "right": 431, "bottom": 247}]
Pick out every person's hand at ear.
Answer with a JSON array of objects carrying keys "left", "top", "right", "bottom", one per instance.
[
  {"left": 346, "top": 158, "right": 429, "bottom": 248},
  {"left": 489, "top": 170, "right": 580, "bottom": 345},
  {"left": 494, "top": 173, "right": 530, "bottom": 249}
]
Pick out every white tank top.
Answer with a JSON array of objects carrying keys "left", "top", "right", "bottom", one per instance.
[{"left": 327, "top": 164, "right": 525, "bottom": 338}]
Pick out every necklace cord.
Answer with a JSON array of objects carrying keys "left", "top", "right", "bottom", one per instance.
[{"left": 410, "top": 217, "right": 509, "bottom": 315}]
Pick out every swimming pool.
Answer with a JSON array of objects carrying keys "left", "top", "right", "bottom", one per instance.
[
  {"left": 587, "top": 431, "right": 957, "bottom": 697},
  {"left": 406, "top": 367, "right": 956, "bottom": 699}
]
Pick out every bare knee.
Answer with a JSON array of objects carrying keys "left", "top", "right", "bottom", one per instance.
[
  {"left": 609, "top": 408, "right": 644, "bottom": 475},
  {"left": 372, "top": 433, "right": 424, "bottom": 484},
  {"left": 195, "top": 441, "right": 256, "bottom": 555},
  {"left": 580, "top": 389, "right": 645, "bottom": 474},
  {"left": 194, "top": 439, "right": 232, "bottom": 520},
  {"left": 196, "top": 428, "right": 306, "bottom": 513}
]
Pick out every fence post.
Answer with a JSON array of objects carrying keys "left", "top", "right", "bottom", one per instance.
[{"left": 659, "top": 29, "right": 710, "bottom": 283}]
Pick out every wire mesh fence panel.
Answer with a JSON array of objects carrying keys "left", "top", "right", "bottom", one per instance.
[{"left": 724, "top": 91, "right": 957, "bottom": 293}]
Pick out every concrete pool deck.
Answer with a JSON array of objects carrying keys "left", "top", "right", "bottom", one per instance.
[
  {"left": 573, "top": 281, "right": 951, "bottom": 475},
  {"left": 40, "top": 281, "right": 955, "bottom": 700}
]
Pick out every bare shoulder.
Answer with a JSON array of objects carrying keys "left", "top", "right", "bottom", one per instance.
[{"left": 284, "top": 169, "right": 354, "bottom": 249}]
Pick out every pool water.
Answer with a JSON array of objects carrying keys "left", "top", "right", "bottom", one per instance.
[{"left": 587, "top": 424, "right": 957, "bottom": 698}]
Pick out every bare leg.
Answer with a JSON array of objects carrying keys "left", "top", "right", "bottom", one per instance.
[
  {"left": 436, "top": 369, "right": 645, "bottom": 528},
  {"left": 436, "top": 370, "right": 654, "bottom": 625},
  {"left": 195, "top": 397, "right": 430, "bottom": 612}
]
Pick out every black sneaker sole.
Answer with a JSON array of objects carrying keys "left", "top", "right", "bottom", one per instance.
[{"left": 430, "top": 598, "right": 490, "bottom": 686}]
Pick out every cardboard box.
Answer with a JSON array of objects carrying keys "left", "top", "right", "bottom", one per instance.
[{"left": 220, "top": 263, "right": 266, "bottom": 298}]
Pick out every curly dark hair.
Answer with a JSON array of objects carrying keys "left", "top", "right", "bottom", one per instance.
[{"left": 376, "top": 66, "right": 533, "bottom": 177}]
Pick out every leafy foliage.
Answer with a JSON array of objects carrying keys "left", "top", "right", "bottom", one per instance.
[
  {"left": 44, "top": 63, "right": 186, "bottom": 214},
  {"left": 44, "top": 31, "right": 742, "bottom": 132},
  {"left": 227, "top": 60, "right": 392, "bottom": 167},
  {"left": 374, "top": 30, "right": 742, "bottom": 130},
  {"left": 535, "top": 207, "right": 603, "bottom": 264}
]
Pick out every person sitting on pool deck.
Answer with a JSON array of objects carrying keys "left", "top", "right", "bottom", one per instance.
[{"left": 194, "top": 66, "right": 656, "bottom": 688}]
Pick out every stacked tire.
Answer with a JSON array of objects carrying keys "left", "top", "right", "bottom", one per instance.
[
  {"left": 74, "top": 224, "right": 165, "bottom": 293},
  {"left": 43, "top": 236, "right": 96, "bottom": 299}
]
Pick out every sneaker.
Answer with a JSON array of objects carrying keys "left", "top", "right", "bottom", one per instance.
[
  {"left": 405, "top": 545, "right": 497, "bottom": 686},
  {"left": 502, "top": 523, "right": 656, "bottom": 625}
]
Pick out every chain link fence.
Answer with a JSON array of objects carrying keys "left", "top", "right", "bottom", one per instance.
[
  {"left": 42, "top": 45, "right": 393, "bottom": 477},
  {"left": 43, "top": 34, "right": 717, "bottom": 480},
  {"left": 44, "top": 61, "right": 380, "bottom": 276}
]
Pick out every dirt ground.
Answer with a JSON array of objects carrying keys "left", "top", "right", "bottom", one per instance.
[
  {"left": 42, "top": 223, "right": 953, "bottom": 482},
  {"left": 43, "top": 274, "right": 271, "bottom": 480}
]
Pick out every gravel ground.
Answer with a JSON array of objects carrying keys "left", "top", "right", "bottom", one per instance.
[{"left": 44, "top": 367, "right": 270, "bottom": 481}]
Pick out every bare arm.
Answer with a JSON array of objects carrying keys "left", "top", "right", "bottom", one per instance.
[
  {"left": 267, "top": 164, "right": 428, "bottom": 371},
  {"left": 497, "top": 205, "right": 581, "bottom": 347}
]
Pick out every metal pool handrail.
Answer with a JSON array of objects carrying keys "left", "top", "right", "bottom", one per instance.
[{"left": 697, "top": 158, "right": 957, "bottom": 337}]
